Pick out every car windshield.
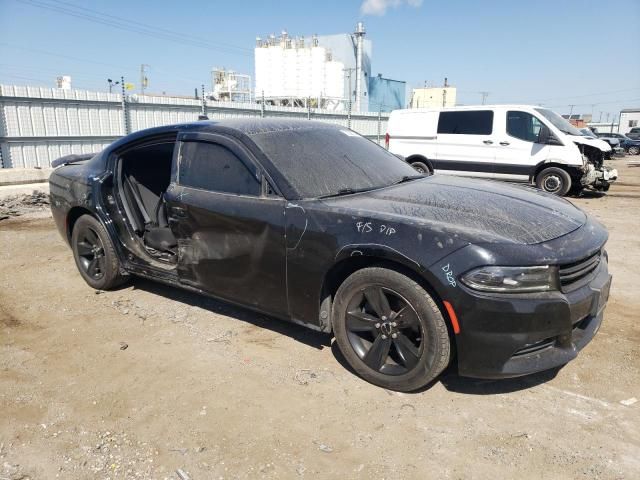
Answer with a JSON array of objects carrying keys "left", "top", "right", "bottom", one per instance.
[
  {"left": 248, "top": 125, "right": 420, "bottom": 199},
  {"left": 535, "top": 108, "right": 583, "bottom": 136}
]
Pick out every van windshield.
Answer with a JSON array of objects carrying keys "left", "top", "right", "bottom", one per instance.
[{"left": 535, "top": 108, "right": 583, "bottom": 136}]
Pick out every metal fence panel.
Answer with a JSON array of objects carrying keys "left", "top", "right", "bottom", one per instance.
[{"left": 0, "top": 84, "right": 389, "bottom": 168}]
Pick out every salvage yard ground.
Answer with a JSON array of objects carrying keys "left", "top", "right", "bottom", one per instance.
[{"left": 1, "top": 159, "right": 639, "bottom": 479}]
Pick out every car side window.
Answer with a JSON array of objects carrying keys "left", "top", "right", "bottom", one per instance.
[
  {"left": 506, "top": 111, "right": 544, "bottom": 143},
  {"left": 179, "top": 141, "right": 260, "bottom": 196},
  {"left": 437, "top": 110, "right": 493, "bottom": 135}
]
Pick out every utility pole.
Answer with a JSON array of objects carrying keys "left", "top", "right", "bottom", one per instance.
[
  {"left": 343, "top": 68, "right": 356, "bottom": 126},
  {"left": 568, "top": 104, "right": 575, "bottom": 119},
  {"left": 480, "top": 91, "right": 489, "bottom": 105},
  {"left": 598, "top": 111, "right": 603, "bottom": 122},
  {"left": 442, "top": 89, "right": 447, "bottom": 107},
  {"left": 201, "top": 84, "right": 206, "bottom": 117},
  {"left": 121, "top": 76, "right": 130, "bottom": 135},
  {"left": 140, "top": 64, "right": 150, "bottom": 95},
  {"left": 343, "top": 68, "right": 356, "bottom": 113}
]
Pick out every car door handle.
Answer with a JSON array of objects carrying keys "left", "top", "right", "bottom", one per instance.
[
  {"left": 483, "top": 140, "right": 493, "bottom": 145},
  {"left": 170, "top": 206, "right": 187, "bottom": 218},
  {"left": 499, "top": 141, "right": 510, "bottom": 146}
]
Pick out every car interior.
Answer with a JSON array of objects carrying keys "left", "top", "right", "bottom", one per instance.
[{"left": 117, "top": 140, "right": 177, "bottom": 263}]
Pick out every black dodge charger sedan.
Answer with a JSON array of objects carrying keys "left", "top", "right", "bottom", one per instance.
[{"left": 49, "top": 120, "right": 612, "bottom": 392}]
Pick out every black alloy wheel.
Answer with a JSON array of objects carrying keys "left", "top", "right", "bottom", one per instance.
[
  {"left": 71, "top": 214, "right": 127, "bottom": 290},
  {"left": 332, "top": 267, "right": 451, "bottom": 391},
  {"left": 76, "top": 227, "right": 106, "bottom": 280},
  {"left": 345, "top": 286, "right": 423, "bottom": 375}
]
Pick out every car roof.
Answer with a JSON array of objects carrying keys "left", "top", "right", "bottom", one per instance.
[{"left": 109, "top": 119, "right": 343, "bottom": 151}]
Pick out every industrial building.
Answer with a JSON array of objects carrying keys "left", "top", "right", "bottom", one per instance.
[
  {"left": 368, "top": 74, "right": 406, "bottom": 112},
  {"left": 410, "top": 82, "right": 457, "bottom": 109},
  {"left": 210, "top": 68, "right": 252, "bottom": 103},
  {"left": 254, "top": 22, "right": 405, "bottom": 112},
  {"left": 619, "top": 108, "right": 640, "bottom": 134}
]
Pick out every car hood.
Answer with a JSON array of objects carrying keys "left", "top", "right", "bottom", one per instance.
[
  {"left": 568, "top": 134, "right": 612, "bottom": 152},
  {"left": 322, "top": 175, "right": 587, "bottom": 245}
]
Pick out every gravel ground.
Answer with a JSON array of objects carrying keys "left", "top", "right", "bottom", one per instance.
[{"left": 1, "top": 159, "right": 639, "bottom": 479}]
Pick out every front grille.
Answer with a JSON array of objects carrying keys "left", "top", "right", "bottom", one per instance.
[{"left": 559, "top": 251, "right": 601, "bottom": 288}]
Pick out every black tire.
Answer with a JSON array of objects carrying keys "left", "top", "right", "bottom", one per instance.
[
  {"left": 410, "top": 161, "right": 431, "bottom": 175},
  {"left": 71, "top": 214, "right": 127, "bottom": 290},
  {"left": 332, "top": 267, "right": 450, "bottom": 392},
  {"left": 628, "top": 146, "right": 640, "bottom": 155},
  {"left": 535, "top": 167, "right": 571, "bottom": 196}
]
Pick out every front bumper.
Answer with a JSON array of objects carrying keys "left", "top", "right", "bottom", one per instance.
[{"left": 452, "top": 256, "right": 611, "bottom": 379}]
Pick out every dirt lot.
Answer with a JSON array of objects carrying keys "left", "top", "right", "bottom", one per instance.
[{"left": 1, "top": 159, "right": 639, "bottom": 479}]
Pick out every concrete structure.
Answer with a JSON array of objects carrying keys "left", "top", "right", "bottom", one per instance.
[
  {"left": 410, "top": 86, "right": 457, "bottom": 109},
  {"left": 619, "top": 108, "right": 640, "bottom": 134},
  {"left": 255, "top": 24, "right": 372, "bottom": 111},
  {"left": 368, "top": 74, "right": 406, "bottom": 112},
  {"left": 0, "top": 83, "right": 389, "bottom": 168},
  {"left": 254, "top": 32, "right": 346, "bottom": 109}
]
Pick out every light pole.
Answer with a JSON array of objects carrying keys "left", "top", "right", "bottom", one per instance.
[{"left": 107, "top": 78, "right": 120, "bottom": 94}]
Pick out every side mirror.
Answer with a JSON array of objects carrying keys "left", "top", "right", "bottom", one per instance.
[{"left": 537, "top": 125, "right": 551, "bottom": 144}]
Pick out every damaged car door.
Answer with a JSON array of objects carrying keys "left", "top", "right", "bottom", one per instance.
[{"left": 164, "top": 132, "right": 288, "bottom": 316}]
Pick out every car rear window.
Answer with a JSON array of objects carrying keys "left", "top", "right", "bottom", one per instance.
[
  {"left": 248, "top": 126, "right": 418, "bottom": 199},
  {"left": 437, "top": 110, "right": 494, "bottom": 135}
]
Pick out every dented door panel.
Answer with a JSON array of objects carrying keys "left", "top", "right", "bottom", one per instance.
[{"left": 165, "top": 184, "right": 288, "bottom": 317}]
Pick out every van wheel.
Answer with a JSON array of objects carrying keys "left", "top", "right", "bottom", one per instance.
[
  {"left": 332, "top": 267, "right": 450, "bottom": 392},
  {"left": 535, "top": 167, "right": 571, "bottom": 196},
  {"left": 71, "top": 215, "right": 127, "bottom": 290},
  {"left": 411, "top": 161, "right": 431, "bottom": 175}
]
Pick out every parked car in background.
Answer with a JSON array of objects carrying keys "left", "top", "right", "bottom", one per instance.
[
  {"left": 597, "top": 132, "right": 629, "bottom": 142},
  {"left": 49, "top": 120, "right": 612, "bottom": 391},
  {"left": 626, "top": 127, "right": 640, "bottom": 140},
  {"left": 595, "top": 133, "right": 620, "bottom": 148},
  {"left": 387, "top": 105, "right": 617, "bottom": 195},
  {"left": 580, "top": 128, "right": 597, "bottom": 138},
  {"left": 596, "top": 132, "right": 625, "bottom": 155},
  {"left": 622, "top": 138, "right": 640, "bottom": 155}
]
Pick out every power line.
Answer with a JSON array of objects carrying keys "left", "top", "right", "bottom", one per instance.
[
  {"left": 0, "top": 42, "right": 134, "bottom": 70},
  {"left": 51, "top": 0, "right": 251, "bottom": 53},
  {"left": 530, "top": 87, "right": 640, "bottom": 104},
  {"left": 13, "top": 0, "right": 252, "bottom": 57}
]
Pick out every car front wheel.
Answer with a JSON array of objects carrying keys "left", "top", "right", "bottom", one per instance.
[
  {"left": 411, "top": 161, "right": 431, "bottom": 175},
  {"left": 71, "top": 214, "right": 127, "bottom": 290},
  {"left": 628, "top": 146, "right": 640, "bottom": 155},
  {"left": 535, "top": 167, "right": 571, "bottom": 196},
  {"left": 332, "top": 267, "right": 451, "bottom": 392}
]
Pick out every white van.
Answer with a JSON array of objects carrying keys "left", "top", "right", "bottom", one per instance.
[{"left": 386, "top": 105, "right": 618, "bottom": 195}]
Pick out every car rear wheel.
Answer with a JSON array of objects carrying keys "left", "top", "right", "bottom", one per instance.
[
  {"left": 535, "top": 167, "right": 571, "bottom": 196},
  {"left": 332, "top": 267, "right": 451, "bottom": 392},
  {"left": 71, "top": 214, "right": 127, "bottom": 290},
  {"left": 628, "top": 146, "right": 640, "bottom": 155}
]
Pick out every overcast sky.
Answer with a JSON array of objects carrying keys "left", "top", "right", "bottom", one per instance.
[{"left": 1, "top": 0, "right": 638, "bottom": 120}]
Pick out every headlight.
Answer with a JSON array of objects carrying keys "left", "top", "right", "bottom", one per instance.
[{"left": 460, "top": 266, "right": 559, "bottom": 293}]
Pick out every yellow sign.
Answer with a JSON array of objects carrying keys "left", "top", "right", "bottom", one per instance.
[{"left": 125, "top": 83, "right": 135, "bottom": 91}]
